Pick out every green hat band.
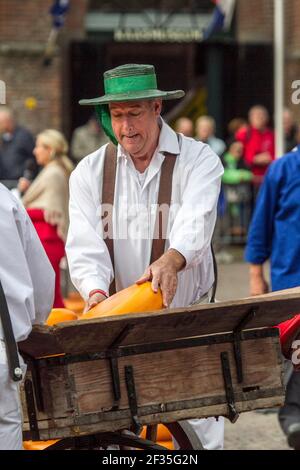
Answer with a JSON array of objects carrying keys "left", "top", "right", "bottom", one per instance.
[
  {"left": 104, "top": 74, "right": 157, "bottom": 95},
  {"left": 95, "top": 104, "right": 118, "bottom": 146}
]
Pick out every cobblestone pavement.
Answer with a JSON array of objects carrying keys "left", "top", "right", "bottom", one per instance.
[
  {"left": 224, "top": 410, "right": 289, "bottom": 450},
  {"left": 217, "top": 258, "right": 290, "bottom": 450}
]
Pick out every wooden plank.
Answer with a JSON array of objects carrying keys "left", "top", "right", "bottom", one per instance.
[
  {"left": 19, "top": 326, "right": 62, "bottom": 358},
  {"left": 22, "top": 333, "right": 283, "bottom": 438},
  {"left": 23, "top": 394, "right": 284, "bottom": 440},
  {"left": 19, "top": 287, "right": 300, "bottom": 357},
  {"left": 19, "top": 287, "right": 300, "bottom": 358}
]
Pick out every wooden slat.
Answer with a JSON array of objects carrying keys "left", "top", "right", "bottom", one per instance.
[
  {"left": 19, "top": 287, "right": 300, "bottom": 357},
  {"left": 23, "top": 393, "right": 283, "bottom": 441}
]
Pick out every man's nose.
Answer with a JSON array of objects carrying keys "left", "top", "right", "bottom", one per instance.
[{"left": 122, "top": 117, "right": 134, "bottom": 133}]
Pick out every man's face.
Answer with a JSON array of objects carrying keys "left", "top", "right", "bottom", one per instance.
[
  {"left": 230, "top": 141, "right": 244, "bottom": 159},
  {"left": 177, "top": 119, "right": 194, "bottom": 137},
  {"left": 196, "top": 121, "right": 213, "bottom": 141},
  {"left": 249, "top": 108, "right": 268, "bottom": 130},
  {"left": 0, "top": 112, "right": 13, "bottom": 134},
  {"left": 109, "top": 99, "right": 162, "bottom": 158}
]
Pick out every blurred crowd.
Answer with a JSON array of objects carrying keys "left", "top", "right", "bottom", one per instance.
[{"left": 175, "top": 106, "right": 299, "bottom": 248}]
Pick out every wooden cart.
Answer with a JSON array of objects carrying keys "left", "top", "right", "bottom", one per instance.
[{"left": 19, "top": 288, "right": 300, "bottom": 450}]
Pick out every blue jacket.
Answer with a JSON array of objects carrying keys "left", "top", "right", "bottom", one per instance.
[{"left": 245, "top": 146, "right": 300, "bottom": 291}]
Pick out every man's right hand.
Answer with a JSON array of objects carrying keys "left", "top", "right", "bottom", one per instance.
[
  {"left": 249, "top": 263, "right": 269, "bottom": 296},
  {"left": 84, "top": 292, "right": 107, "bottom": 313},
  {"left": 18, "top": 177, "right": 31, "bottom": 194},
  {"left": 250, "top": 276, "right": 269, "bottom": 296}
]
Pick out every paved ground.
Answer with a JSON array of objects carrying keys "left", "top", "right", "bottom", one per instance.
[{"left": 216, "top": 253, "right": 290, "bottom": 450}]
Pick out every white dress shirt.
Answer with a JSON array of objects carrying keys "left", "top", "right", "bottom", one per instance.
[
  {"left": 0, "top": 184, "right": 55, "bottom": 342},
  {"left": 66, "top": 118, "right": 223, "bottom": 308}
]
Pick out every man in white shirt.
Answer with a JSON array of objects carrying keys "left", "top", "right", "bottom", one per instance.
[
  {"left": 66, "top": 64, "right": 224, "bottom": 449},
  {"left": 0, "top": 183, "right": 55, "bottom": 450}
]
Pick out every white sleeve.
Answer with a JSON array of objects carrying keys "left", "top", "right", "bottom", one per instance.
[
  {"left": 0, "top": 195, "right": 54, "bottom": 341},
  {"left": 65, "top": 162, "right": 113, "bottom": 300},
  {"left": 169, "top": 145, "right": 223, "bottom": 269},
  {"left": 22, "top": 208, "right": 55, "bottom": 324}
]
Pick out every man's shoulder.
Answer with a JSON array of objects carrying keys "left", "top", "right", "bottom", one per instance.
[
  {"left": 181, "top": 134, "right": 208, "bottom": 151},
  {"left": 0, "top": 183, "right": 20, "bottom": 214},
  {"left": 266, "top": 149, "right": 299, "bottom": 178},
  {"left": 0, "top": 183, "right": 14, "bottom": 201},
  {"left": 15, "top": 125, "right": 34, "bottom": 140},
  {"left": 180, "top": 135, "right": 220, "bottom": 164},
  {"left": 210, "top": 135, "right": 224, "bottom": 144},
  {"left": 271, "top": 149, "right": 297, "bottom": 166}
]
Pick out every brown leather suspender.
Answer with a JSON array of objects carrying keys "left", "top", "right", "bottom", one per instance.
[
  {"left": 150, "top": 152, "right": 176, "bottom": 264},
  {"left": 101, "top": 143, "right": 118, "bottom": 296},
  {"left": 101, "top": 142, "right": 178, "bottom": 295}
]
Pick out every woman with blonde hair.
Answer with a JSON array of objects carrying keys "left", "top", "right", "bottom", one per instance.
[{"left": 20, "top": 129, "right": 74, "bottom": 308}]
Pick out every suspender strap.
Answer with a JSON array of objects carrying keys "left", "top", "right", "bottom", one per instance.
[
  {"left": 101, "top": 143, "right": 117, "bottom": 296},
  {"left": 150, "top": 152, "right": 176, "bottom": 264},
  {"left": 0, "top": 281, "right": 22, "bottom": 381}
]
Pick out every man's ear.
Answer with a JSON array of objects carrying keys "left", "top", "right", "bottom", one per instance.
[{"left": 153, "top": 99, "right": 162, "bottom": 116}]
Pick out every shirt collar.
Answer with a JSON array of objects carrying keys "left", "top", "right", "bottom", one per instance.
[
  {"left": 157, "top": 117, "right": 180, "bottom": 156},
  {"left": 117, "top": 117, "right": 180, "bottom": 160}
]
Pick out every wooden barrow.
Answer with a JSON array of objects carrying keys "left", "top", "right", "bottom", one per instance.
[{"left": 19, "top": 287, "right": 300, "bottom": 449}]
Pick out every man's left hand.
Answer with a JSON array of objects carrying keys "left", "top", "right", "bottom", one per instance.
[{"left": 136, "top": 249, "right": 186, "bottom": 307}]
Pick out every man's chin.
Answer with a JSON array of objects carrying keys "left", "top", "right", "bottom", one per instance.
[{"left": 122, "top": 142, "right": 142, "bottom": 155}]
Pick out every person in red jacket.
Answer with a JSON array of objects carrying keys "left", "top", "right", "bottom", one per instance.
[
  {"left": 20, "top": 130, "right": 74, "bottom": 308},
  {"left": 235, "top": 105, "right": 275, "bottom": 189}
]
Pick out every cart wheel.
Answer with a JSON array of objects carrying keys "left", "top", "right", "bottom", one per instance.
[{"left": 164, "top": 422, "right": 205, "bottom": 450}]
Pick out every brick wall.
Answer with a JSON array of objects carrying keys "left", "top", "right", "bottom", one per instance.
[
  {"left": 0, "top": 0, "right": 88, "bottom": 135},
  {"left": 236, "top": 0, "right": 300, "bottom": 123},
  {"left": 0, "top": 0, "right": 52, "bottom": 42},
  {"left": 236, "top": 0, "right": 274, "bottom": 44}
]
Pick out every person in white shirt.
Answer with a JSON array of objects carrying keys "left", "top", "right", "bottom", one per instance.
[
  {"left": 0, "top": 183, "right": 55, "bottom": 450},
  {"left": 66, "top": 64, "right": 224, "bottom": 449}
]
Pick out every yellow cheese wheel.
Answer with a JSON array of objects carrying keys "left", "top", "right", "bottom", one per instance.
[
  {"left": 82, "top": 282, "right": 163, "bottom": 320},
  {"left": 23, "top": 440, "right": 59, "bottom": 450},
  {"left": 46, "top": 308, "right": 78, "bottom": 326}
]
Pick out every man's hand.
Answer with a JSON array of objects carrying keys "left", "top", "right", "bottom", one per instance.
[
  {"left": 253, "top": 152, "right": 272, "bottom": 166},
  {"left": 18, "top": 177, "right": 31, "bottom": 194},
  {"left": 250, "top": 276, "right": 269, "bottom": 296},
  {"left": 136, "top": 249, "right": 186, "bottom": 307},
  {"left": 84, "top": 292, "right": 107, "bottom": 313},
  {"left": 249, "top": 264, "right": 269, "bottom": 296}
]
